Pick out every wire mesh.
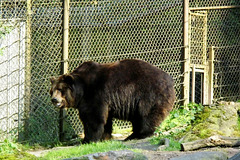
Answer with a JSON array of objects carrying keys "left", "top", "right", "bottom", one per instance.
[
  {"left": 207, "top": 7, "right": 240, "bottom": 101},
  {"left": 206, "top": 7, "right": 240, "bottom": 102},
  {"left": 0, "top": 20, "right": 25, "bottom": 142},
  {"left": 189, "top": 10, "right": 207, "bottom": 66},
  {"left": 189, "top": 1, "right": 240, "bottom": 104},
  {"left": 213, "top": 46, "right": 240, "bottom": 102},
  {"left": 0, "top": 1, "right": 26, "bottom": 142},
  {"left": 23, "top": 0, "right": 63, "bottom": 144},
  {"left": 65, "top": 0, "right": 184, "bottom": 139}
]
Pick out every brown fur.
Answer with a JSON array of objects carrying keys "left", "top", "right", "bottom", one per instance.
[{"left": 50, "top": 59, "right": 175, "bottom": 143}]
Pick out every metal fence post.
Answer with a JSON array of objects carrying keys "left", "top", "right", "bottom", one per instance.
[
  {"left": 63, "top": 0, "right": 69, "bottom": 74},
  {"left": 208, "top": 46, "right": 214, "bottom": 104},
  {"left": 60, "top": 0, "right": 70, "bottom": 142},
  {"left": 24, "top": 0, "right": 32, "bottom": 141},
  {"left": 191, "top": 65, "right": 195, "bottom": 103},
  {"left": 183, "top": 0, "right": 190, "bottom": 105}
]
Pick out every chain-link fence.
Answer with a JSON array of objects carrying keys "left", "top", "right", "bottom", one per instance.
[
  {"left": 65, "top": 0, "right": 184, "bottom": 140},
  {"left": 0, "top": 0, "right": 239, "bottom": 144},
  {"left": 189, "top": 1, "right": 240, "bottom": 103}
]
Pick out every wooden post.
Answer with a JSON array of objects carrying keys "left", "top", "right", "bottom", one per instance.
[
  {"left": 183, "top": 0, "right": 190, "bottom": 105},
  {"left": 191, "top": 65, "right": 195, "bottom": 103},
  {"left": 63, "top": 0, "right": 69, "bottom": 74},
  {"left": 24, "top": 0, "right": 32, "bottom": 141},
  {"left": 60, "top": 0, "right": 70, "bottom": 142},
  {"left": 190, "top": 5, "right": 240, "bottom": 11},
  {"left": 208, "top": 46, "right": 214, "bottom": 105}
]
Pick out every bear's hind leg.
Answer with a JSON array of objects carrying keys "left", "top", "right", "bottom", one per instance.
[
  {"left": 124, "top": 105, "right": 168, "bottom": 141},
  {"left": 124, "top": 118, "right": 155, "bottom": 141},
  {"left": 130, "top": 106, "right": 171, "bottom": 141}
]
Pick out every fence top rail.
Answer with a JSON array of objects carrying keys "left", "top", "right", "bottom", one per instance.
[{"left": 190, "top": 5, "right": 240, "bottom": 11}]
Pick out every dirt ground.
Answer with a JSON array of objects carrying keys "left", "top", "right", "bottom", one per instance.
[
  {"left": 123, "top": 138, "right": 240, "bottom": 160},
  {"left": 28, "top": 138, "right": 240, "bottom": 159},
  {"left": 137, "top": 146, "right": 239, "bottom": 160}
]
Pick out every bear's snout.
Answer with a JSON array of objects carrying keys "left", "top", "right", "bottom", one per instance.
[
  {"left": 51, "top": 98, "right": 58, "bottom": 103},
  {"left": 51, "top": 97, "right": 62, "bottom": 107}
]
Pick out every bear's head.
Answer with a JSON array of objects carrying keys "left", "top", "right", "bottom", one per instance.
[
  {"left": 50, "top": 61, "right": 100, "bottom": 109},
  {"left": 50, "top": 74, "right": 80, "bottom": 109}
]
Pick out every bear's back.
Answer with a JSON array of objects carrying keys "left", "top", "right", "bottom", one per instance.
[{"left": 103, "top": 59, "right": 174, "bottom": 91}]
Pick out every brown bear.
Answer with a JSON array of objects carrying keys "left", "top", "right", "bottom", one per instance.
[{"left": 50, "top": 59, "right": 175, "bottom": 143}]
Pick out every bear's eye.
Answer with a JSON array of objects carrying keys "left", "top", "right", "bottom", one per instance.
[{"left": 58, "top": 88, "right": 65, "bottom": 94}]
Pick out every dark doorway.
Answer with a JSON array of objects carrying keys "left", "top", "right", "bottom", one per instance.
[{"left": 190, "top": 71, "right": 204, "bottom": 104}]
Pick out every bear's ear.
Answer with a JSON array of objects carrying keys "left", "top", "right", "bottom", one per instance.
[
  {"left": 50, "top": 77, "right": 56, "bottom": 84},
  {"left": 63, "top": 74, "right": 74, "bottom": 85},
  {"left": 76, "top": 61, "right": 99, "bottom": 73}
]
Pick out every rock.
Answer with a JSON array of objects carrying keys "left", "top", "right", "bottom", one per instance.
[
  {"left": 229, "top": 152, "right": 240, "bottom": 160},
  {"left": 181, "top": 135, "right": 240, "bottom": 151},
  {"left": 157, "top": 138, "right": 170, "bottom": 151},
  {"left": 124, "top": 138, "right": 160, "bottom": 151},
  {"left": 170, "top": 151, "right": 228, "bottom": 160},
  {"left": 182, "top": 102, "right": 240, "bottom": 142},
  {"left": 63, "top": 150, "right": 148, "bottom": 160}
]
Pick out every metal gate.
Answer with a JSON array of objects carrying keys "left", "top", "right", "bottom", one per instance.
[
  {"left": 189, "top": 10, "right": 214, "bottom": 105},
  {"left": 0, "top": 20, "right": 26, "bottom": 142}
]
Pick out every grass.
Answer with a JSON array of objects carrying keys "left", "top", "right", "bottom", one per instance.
[
  {"left": 0, "top": 139, "right": 37, "bottom": 160},
  {"left": 0, "top": 140, "right": 128, "bottom": 160},
  {"left": 150, "top": 137, "right": 181, "bottom": 151},
  {"left": 41, "top": 140, "right": 128, "bottom": 160}
]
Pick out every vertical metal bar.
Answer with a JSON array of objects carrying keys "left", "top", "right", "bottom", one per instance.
[
  {"left": 60, "top": 0, "right": 70, "bottom": 142},
  {"left": 201, "top": 72, "right": 204, "bottom": 103},
  {"left": 183, "top": 0, "right": 190, "bottom": 105},
  {"left": 18, "top": 22, "right": 21, "bottom": 141},
  {"left": 25, "top": 0, "right": 32, "bottom": 140},
  {"left": 208, "top": 46, "right": 214, "bottom": 104},
  {"left": 191, "top": 65, "right": 195, "bottom": 103},
  {"left": 203, "top": 11, "right": 208, "bottom": 65},
  {"left": 18, "top": 22, "right": 25, "bottom": 142},
  {"left": 7, "top": 27, "right": 9, "bottom": 139},
  {"left": 63, "top": 0, "right": 69, "bottom": 74}
]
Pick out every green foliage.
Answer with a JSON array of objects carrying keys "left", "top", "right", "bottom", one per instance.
[
  {"left": 155, "top": 103, "right": 204, "bottom": 139},
  {"left": 0, "top": 22, "right": 14, "bottom": 39},
  {"left": 150, "top": 137, "right": 181, "bottom": 151},
  {"left": 0, "top": 139, "right": 19, "bottom": 154},
  {"left": 0, "top": 139, "right": 37, "bottom": 160},
  {"left": 25, "top": 104, "right": 59, "bottom": 146},
  {"left": 165, "top": 138, "right": 181, "bottom": 151},
  {"left": 0, "top": 22, "right": 15, "bottom": 56},
  {"left": 152, "top": 103, "right": 204, "bottom": 150}
]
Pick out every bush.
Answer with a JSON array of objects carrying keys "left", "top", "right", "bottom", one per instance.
[{"left": 152, "top": 103, "right": 204, "bottom": 143}]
